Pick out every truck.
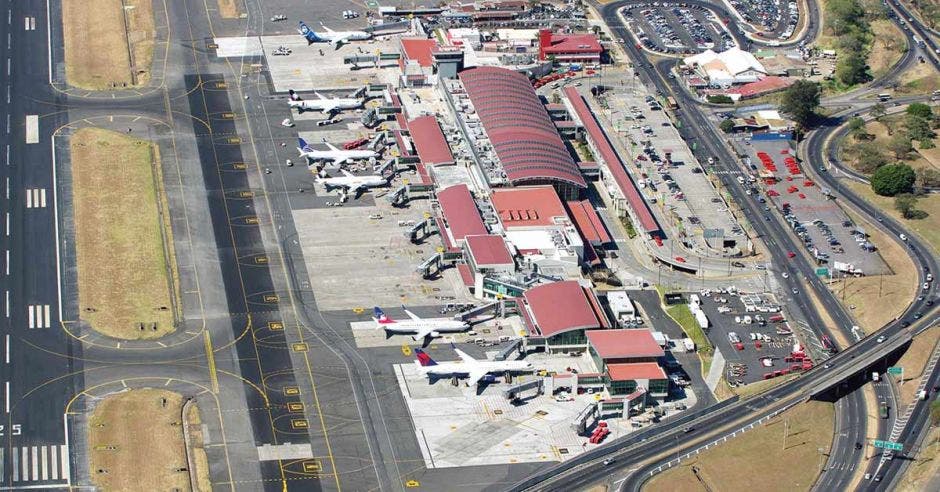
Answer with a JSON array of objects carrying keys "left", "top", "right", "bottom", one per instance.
[
  {"left": 694, "top": 310, "right": 709, "bottom": 330},
  {"left": 683, "top": 338, "right": 696, "bottom": 352},
  {"left": 879, "top": 401, "right": 889, "bottom": 419},
  {"left": 833, "top": 261, "right": 864, "bottom": 276}
]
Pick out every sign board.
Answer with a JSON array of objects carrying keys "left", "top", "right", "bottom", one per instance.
[
  {"left": 815, "top": 268, "right": 829, "bottom": 276},
  {"left": 873, "top": 440, "right": 903, "bottom": 451},
  {"left": 888, "top": 367, "right": 903, "bottom": 376}
]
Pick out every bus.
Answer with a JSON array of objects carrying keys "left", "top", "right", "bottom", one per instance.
[
  {"left": 877, "top": 93, "right": 892, "bottom": 102},
  {"left": 666, "top": 96, "right": 678, "bottom": 110}
]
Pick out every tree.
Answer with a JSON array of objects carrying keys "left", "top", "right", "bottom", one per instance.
[
  {"left": 888, "top": 133, "right": 914, "bottom": 159},
  {"left": 907, "top": 114, "right": 935, "bottom": 143},
  {"left": 826, "top": 0, "right": 866, "bottom": 35},
  {"left": 854, "top": 142, "right": 889, "bottom": 173},
  {"left": 870, "top": 103, "right": 887, "bottom": 122},
  {"left": 871, "top": 163, "right": 916, "bottom": 196},
  {"left": 708, "top": 94, "right": 734, "bottom": 104},
  {"left": 917, "top": 167, "right": 940, "bottom": 188},
  {"left": 780, "top": 80, "right": 821, "bottom": 128},
  {"left": 894, "top": 193, "right": 919, "bottom": 219},
  {"left": 847, "top": 116, "right": 868, "bottom": 140},
  {"left": 719, "top": 118, "right": 735, "bottom": 133},
  {"left": 906, "top": 102, "right": 933, "bottom": 120},
  {"left": 835, "top": 52, "right": 870, "bottom": 85}
]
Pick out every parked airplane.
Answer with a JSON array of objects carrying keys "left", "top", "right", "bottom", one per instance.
[
  {"left": 287, "top": 89, "right": 363, "bottom": 115},
  {"left": 315, "top": 169, "right": 387, "bottom": 195},
  {"left": 298, "top": 20, "right": 370, "bottom": 48},
  {"left": 414, "top": 348, "right": 534, "bottom": 386},
  {"left": 373, "top": 306, "right": 469, "bottom": 341},
  {"left": 297, "top": 137, "right": 378, "bottom": 166}
]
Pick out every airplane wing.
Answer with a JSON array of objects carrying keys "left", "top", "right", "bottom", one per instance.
[
  {"left": 340, "top": 169, "right": 355, "bottom": 178},
  {"left": 325, "top": 142, "right": 341, "bottom": 152},
  {"left": 330, "top": 35, "right": 351, "bottom": 48},
  {"left": 315, "top": 92, "right": 328, "bottom": 100},
  {"left": 454, "top": 348, "right": 476, "bottom": 364},
  {"left": 413, "top": 326, "right": 434, "bottom": 340},
  {"left": 321, "top": 24, "right": 336, "bottom": 34},
  {"left": 402, "top": 308, "right": 422, "bottom": 321},
  {"left": 466, "top": 369, "right": 488, "bottom": 387}
]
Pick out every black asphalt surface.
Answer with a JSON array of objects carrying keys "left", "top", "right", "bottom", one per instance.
[{"left": 0, "top": 0, "right": 84, "bottom": 487}]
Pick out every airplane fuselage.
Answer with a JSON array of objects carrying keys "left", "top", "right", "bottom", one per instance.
[
  {"left": 289, "top": 98, "right": 362, "bottom": 112},
  {"left": 417, "top": 360, "right": 533, "bottom": 378},
  {"left": 300, "top": 148, "right": 377, "bottom": 163},
  {"left": 382, "top": 319, "right": 469, "bottom": 337}
]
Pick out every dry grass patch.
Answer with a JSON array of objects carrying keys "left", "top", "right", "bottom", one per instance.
[
  {"left": 71, "top": 127, "right": 178, "bottom": 339},
  {"left": 898, "top": 62, "right": 940, "bottom": 95},
  {"left": 217, "top": 0, "right": 244, "bottom": 18},
  {"left": 894, "top": 326, "right": 940, "bottom": 405},
  {"left": 89, "top": 389, "right": 201, "bottom": 491},
  {"left": 868, "top": 20, "right": 906, "bottom": 78},
  {"left": 734, "top": 373, "right": 799, "bottom": 399},
  {"left": 61, "top": 0, "right": 154, "bottom": 90},
  {"left": 845, "top": 180, "right": 940, "bottom": 255},
  {"left": 898, "top": 425, "right": 940, "bottom": 491},
  {"left": 823, "top": 203, "right": 918, "bottom": 332},
  {"left": 644, "top": 401, "right": 834, "bottom": 492}
]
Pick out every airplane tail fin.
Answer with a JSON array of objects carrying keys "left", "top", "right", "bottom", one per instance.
[
  {"left": 298, "top": 21, "right": 320, "bottom": 44},
  {"left": 415, "top": 349, "right": 437, "bottom": 367},
  {"left": 373, "top": 307, "right": 395, "bottom": 325},
  {"left": 288, "top": 89, "right": 302, "bottom": 101},
  {"left": 298, "top": 137, "right": 313, "bottom": 154}
]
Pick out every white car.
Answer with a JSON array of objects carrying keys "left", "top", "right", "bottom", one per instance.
[
  {"left": 554, "top": 393, "right": 574, "bottom": 402},
  {"left": 782, "top": 272, "right": 789, "bottom": 279}
]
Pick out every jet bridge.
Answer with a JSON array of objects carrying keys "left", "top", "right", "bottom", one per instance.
[
  {"left": 407, "top": 217, "right": 437, "bottom": 243},
  {"left": 455, "top": 301, "right": 501, "bottom": 322},
  {"left": 386, "top": 185, "right": 408, "bottom": 207},
  {"left": 417, "top": 253, "right": 443, "bottom": 278},
  {"left": 494, "top": 338, "right": 524, "bottom": 361},
  {"left": 503, "top": 378, "right": 543, "bottom": 401},
  {"left": 572, "top": 403, "right": 599, "bottom": 435}
]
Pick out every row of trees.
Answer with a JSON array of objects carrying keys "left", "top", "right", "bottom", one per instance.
[{"left": 826, "top": 0, "right": 875, "bottom": 86}]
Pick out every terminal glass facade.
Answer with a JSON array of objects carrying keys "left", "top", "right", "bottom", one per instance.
[{"left": 547, "top": 330, "right": 586, "bottom": 347}]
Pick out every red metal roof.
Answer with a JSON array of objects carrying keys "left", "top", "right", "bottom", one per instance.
[
  {"left": 408, "top": 116, "right": 454, "bottom": 165},
  {"left": 586, "top": 329, "right": 665, "bottom": 359},
  {"left": 523, "top": 281, "right": 608, "bottom": 337},
  {"left": 465, "top": 234, "right": 514, "bottom": 266},
  {"left": 563, "top": 86, "right": 659, "bottom": 234},
  {"left": 540, "top": 32, "right": 603, "bottom": 55},
  {"left": 491, "top": 186, "right": 567, "bottom": 228},
  {"left": 566, "top": 200, "right": 612, "bottom": 245},
  {"left": 607, "top": 362, "right": 666, "bottom": 382},
  {"left": 437, "top": 185, "right": 487, "bottom": 241},
  {"left": 458, "top": 67, "right": 586, "bottom": 188},
  {"left": 456, "top": 263, "right": 475, "bottom": 286},
  {"left": 728, "top": 76, "right": 793, "bottom": 97},
  {"left": 400, "top": 38, "right": 439, "bottom": 67}
]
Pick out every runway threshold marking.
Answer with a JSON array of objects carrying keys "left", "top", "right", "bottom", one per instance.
[
  {"left": 204, "top": 331, "right": 219, "bottom": 394},
  {"left": 25, "top": 115, "right": 37, "bottom": 144}
]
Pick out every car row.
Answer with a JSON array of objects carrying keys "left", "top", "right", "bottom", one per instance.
[
  {"left": 625, "top": 4, "right": 732, "bottom": 55},
  {"left": 729, "top": 0, "right": 799, "bottom": 39}
]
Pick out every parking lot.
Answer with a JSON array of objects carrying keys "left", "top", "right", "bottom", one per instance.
[
  {"left": 693, "top": 290, "right": 803, "bottom": 385},
  {"left": 585, "top": 80, "right": 747, "bottom": 255},
  {"left": 739, "top": 137, "right": 890, "bottom": 276},
  {"left": 622, "top": 3, "right": 735, "bottom": 55},
  {"left": 728, "top": 0, "right": 801, "bottom": 40}
]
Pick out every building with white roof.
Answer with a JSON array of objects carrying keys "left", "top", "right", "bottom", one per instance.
[{"left": 683, "top": 47, "right": 767, "bottom": 87}]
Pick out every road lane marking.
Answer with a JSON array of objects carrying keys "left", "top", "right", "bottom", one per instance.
[
  {"left": 31, "top": 446, "right": 37, "bottom": 481},
  {"left": 60, "top": 444, "right": 68, "bottom": 482},
  {"left": 44, "top": 305, "right": 50, "bottom": 327},
  {"left": 6, "top": 249, "right": 9, "bottom": 275},
  {"left": 11, "top": 443, "right": 17, "bottom": 481},
  {"left": 26, "top": 188, "right": 47, "bottom": 208},
  {"left": 6, "top": 176, "right": 9, "bottom": 198},
  {"left": 6, "top": 211, "right": 9, "bottom": 235},
  {"left": 5, "top": 144, "right": 9, "bottom": 165},
  {"left": 5, "top": 58, "right": 9, "bottom": 76},
  {"left": 40, "top": 447, "right": 47, "bottom": 481},
  {"left": 4, "top": 290, "right": 8, "bottom": 317},
  {"left": 24, "top": 17, "right": 35, "bottom": 31},
  {"left": 26, "top": 115, "right": 38, "bottom": 143},
  {"left": 27, "top": 304, "right": 33, "bottom": 328},
  {"left": 5, "top": 334, "right": 9, "bottom": 363},
  {"left": 50, "top": 446, "right": 57, "bottom": 480},
  {"left": 20, "top": 446, "right": 26, "bottom": 481},
  {"left": 5, "top": 381, "right": 9, "bottom": 414}
]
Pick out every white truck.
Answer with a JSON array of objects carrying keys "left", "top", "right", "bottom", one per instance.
[
  {"left": 694, "top": 310, "right": 709, "bottom": 330},
  {"left": 683, "top": 338, "right": 696, "bottom": 352}
]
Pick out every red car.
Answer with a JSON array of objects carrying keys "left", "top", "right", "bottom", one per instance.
[
  {"left": 787, "top": 251, "right": 796, "bottom": 258},
  {"left": 675, "top": 256, "right": 686, "bottom": 263}
]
